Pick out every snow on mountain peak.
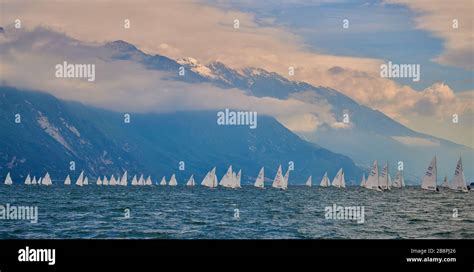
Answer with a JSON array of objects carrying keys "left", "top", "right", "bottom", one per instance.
[{"left": 177, "top": 57, "right": 217, "bottom": 79}]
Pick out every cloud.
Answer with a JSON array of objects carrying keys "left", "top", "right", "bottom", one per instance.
[
  {"left": 0, "top": 27, "right": 338, "bottom": 133},
  {"left": 386, "top": 0, "right": 473, "bottom": 70},
  {"left": 391, "top": 136, "right": 440, "bottom": 147}
]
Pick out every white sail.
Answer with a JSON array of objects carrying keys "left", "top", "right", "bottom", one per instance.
[
  {"left": 421, "top": 156, "right": 437, "bottom": 191},
  {"left": 305, "top": 176, "right": 312, "bottom": 187},
  {"left": 392, "top": 170, "right": 404, "bottom": 188},
  {"left": 109, "top": 175, "right": 117, "bottom": 186},
  {"left": 169, "top": 174, "right": 178, "bottom": 186},
  {"left": 76, "top": 171, "right": 84, "bottom": 186},
  {"left": 25, "top": 174, "right": 31, "bottom": 185},
  {"left": 145, "top": 176, "right": 152, "bottom": 186},
  {"left": 64, "top": 175, "right": 71, "bottom": 185},
  {"left": 120, "top": 171, "right": 128, "bottom": 186},
  {"left": 31, "top": 176, "right": 37, "bottom": 185},
  {"left": 272, "top": 165, "right": 286, "bottom": 190},
  {"left": 331, "top": 168, "right": 345, "bottom": 188},
  {"left": 283, "top": 168, "right": 290, "bottom": 186},
  {"left": 220, "top": 165, "right": 234, "bottom": 188},
  {"left": 450, "top": 157, "right": 467, "bottom": 192},
  {"left": 202, "top": 167, "right": 218, "bottom": 188},
  {"left": 379, "top": 162, "right": 390, "bottom": 190},
  {"left": 102, "top": 176, "right": 109, "bottom": 186},
  {"left": 235, "top": 170, "right": 242, "bottom": 188},
  {"left": 42, "top": 172, "right": 52, "bottom": 186},
  {"left": 96, "top": 176, "right": 102, "bottom": 186},
  {"left": 320, "top": 172, "right": 330, "bottom": 187},
  {"left": 138, "top": 174, "right": 145, "bottom": 186},
  {"left": 365, "top": 161, "right": 381, "bottom": 191},
  {"left": 83, "top": 176, "right": 88, "bottom": 185},
  {"left": 186, "top": 175, "right": 195, "bottom": 186},
  {"left": 131, "top": 175, "right": 137, "bottom": 186},
  {"left": 4, "top": 172, "right": 13, "bottom": 185},
  {"left": 38, "top": 177, "right": 42, "bottom": 185},
  {"left": 360, "top": 173, "right": 366, "bottom": 187},
  {"left": 254, "top": 167, "right": 265, "bottom": 188},
  {"left": 158, "top": 176, "right": 166, "bottom": 186}
]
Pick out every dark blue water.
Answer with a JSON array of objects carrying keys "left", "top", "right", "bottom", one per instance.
[{"left": 0, "top": 185, "right": 473, "bottom": 239}]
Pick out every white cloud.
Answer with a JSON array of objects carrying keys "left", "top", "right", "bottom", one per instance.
[{"left": 391, "top": 136, "right": 440, "bottom": 147}]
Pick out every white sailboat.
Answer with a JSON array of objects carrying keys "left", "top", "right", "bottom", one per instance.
[
  {"left": 109, "top": 175, "right": 117, "bottom": 186},
  {"left": 96, "top": 176, "right": 102, "bottom": 186},
  {"left": 102, "top": 176, "right": 109, "bottom": 186},
  {"left": 42, "top": 172, "right": 52, "bottom": 186},
  {"left": 283, "top": 168, "right": 290, "bottom": 187},
  {"left": 138, "top": 174, "right": 145, "bottom": 186},
  {"left": 83, "top": 176, "right": 88, "bottom": 185},
  {"left": 186, "top": 175, "right": 195, "bottom": 186},
  {"left": 305, "top": 176, "right": 312, "bottom": 187},
  {"left": 320, "top": 172, "right": 330, "bottom": 187},
  {"left": 25, "top": 174, "right": 31, "bottom": 185},
  {"left": 145, "top": 176, "right": 152, "bottom": 186},
  {"left": 272, "top": 165, "right": 287, "bottom": 190},
  {"left": 379, "top": 162, "right": 390, "bottom": 190},
  {"left": 201, "top": 167, "right": 218, "bottom": 188},
  {"left": 449, "top": 157, "right": 468, "bottom": 192},
  {"left": 440, "top": 175, "right": 449, "bottom": 188},
  {"left": 4, "top": 172, "right": 13, "bottom": 185},
  {"left": 38, "top": 177, "right": 42, "bottom": 185},
  {"left": 76, "top": 171, "right": 84, "bottom": 186},
  {"left": 64, "top": 175, "right": 72, "bottom": 185},
  {"left": 392, "top": 170, "right": 405, "bottom": 188},
  {"left": 31, "top": 176, "right": 37, "bottom": 185},
  {"left": 160, "top": 176, "right": 167, "bottom": 186},
  {"left": 331, "top": 168, "right": 345, "bottom": 188},
  {"left": 234, "top": 170, "right": 242, "bottom": 188},
  {"left": 360, "top": 173, "right": 366, "bottom": 187},
  {"left": 120, "top": 171, "right": 128, "bottom": 186},
  {"left": 254, "top": 167, "right": 265, "bottom": 188},
  {"left": 169, "top": 174, "right": 178, "bottom": 186},
  {"left": 220, "top": 165, "right": 234, "bottom": 188},
  {"left": 131, "top": 175, "right": 138, "bottom": 186},
  {"left": 421, "top": 156, "right": 437, "bottom": 191},
  {"left": 364, "top": 161, "right": 382, "bottom": 191}
]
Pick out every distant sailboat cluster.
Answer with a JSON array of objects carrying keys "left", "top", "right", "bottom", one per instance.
[{"left": 2, "top": 158, "right": 471, "bottom": 193}]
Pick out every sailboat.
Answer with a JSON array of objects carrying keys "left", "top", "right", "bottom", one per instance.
[
  {"left": 64, "top": 175, "right": 71, "bottom": 185},
  {"left": 440, "top": 175, "right": 449, "bottom": 188},
  {"left": 31, "top": 176, "right": 37, "bottom": 185},
  {"left": 421, "top": 156, "right": 438, "bottom": 191},
  {"left": 145, "top": 176, "right": 152, "bottom": 186},
  {"left": 320, "top": 172, "right": 330, "bottom": 187},
  {"left": 96, "top": 176, "right": 102, "bottom": 186},
  {"left": 25, "top": 174, "right": 31, "bottom": 185},
  {"left": 109, "top": 175, "right": 117, "bottom": 186},
  {"left": 4, "top": 172, "right": 13, "bottom": 185},
  {"left": 272, "top": 165, "right": 287, "bottom": 190},
  {"left": 360, "top": 173, "right": 366, "bottom": 187},
  {"left": 331, "top": 168, "right": 345, "bottom": 188},
  {"left": 83, "top": 176, "right": 88, "bottom": 185},
  {"left": 186, "top": 175, "right": 195, "bottom": 186},
  {"left": 234, "top": 170, "right": 242, "bottom": 188},
  {"left": 220, "top": 165, "right": 234, "bottom": 188},
  {"left": 160, "top": 176, "right": 167, "bottom": 186},
  {"left": 102, "top": 176, "right": 109, "bottom": 186},
  {"left": 138, "top": 174, "right": 145, "bottom": 186},
  {"left": 254, "top": 167, "right": 265, "bottom": 189},
  {"left": 120, "top": 171, "right": 128, "bottom": 186},
  {"left": 392, "top": 170, "right": 405, "bottom": 188},
  {"left": 201, "top": 167, "right": 218, "bottom": 188},
  {"left": 169, "top": 174, "right": 178, "bottom": 186},
  {"left": 42, "top": 172, "right": 52, "bottom": 186},
  {"left": 379, "top": 162, "right": 390, "bottom": 190},
  {"left": 38, "top": 177, "right": 42, "bottom": 185},
  {"left": 305, "top": 176, "right": 312, "bottom": 187},
  {"left": 283, "top": 168, "right": 290, "bottom": 187},
  {"left": 449, "top": 157, "right": 468, "bottom": 193},
  {"left": 131, "top": 175, "right": 138, "bottom": 186},
  {"left": 76, "top": 171, "right": 84, "bottom": 186},
  {"left": 364, "top": 161, "right": 382, "bottom": 191}
]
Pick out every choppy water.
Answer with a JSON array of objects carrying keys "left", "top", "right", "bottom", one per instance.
[{"left": 0, "top": 185, "right": 473, "bottom": 239}]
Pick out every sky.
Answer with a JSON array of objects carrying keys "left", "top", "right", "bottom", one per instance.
[{"left": 0, "top": 0, "right": 472, "bottom": 147}]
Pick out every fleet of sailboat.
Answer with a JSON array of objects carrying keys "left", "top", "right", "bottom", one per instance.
[{"left": 2, "top": 157, "right": 471, "bottom": 192}]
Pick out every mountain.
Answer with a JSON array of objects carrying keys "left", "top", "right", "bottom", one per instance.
[
  {"left": 0, "top": 86, "right": 361, "bottom": 184},
  {"left": 102, "top": 40, "right": 473, "bottom": 183}
]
